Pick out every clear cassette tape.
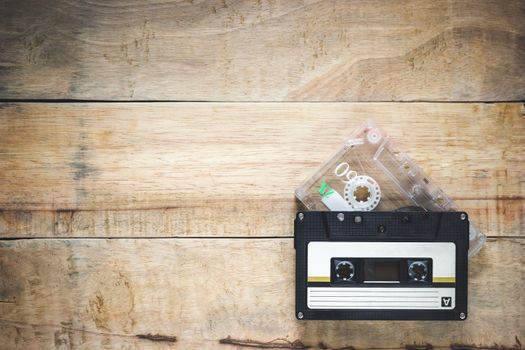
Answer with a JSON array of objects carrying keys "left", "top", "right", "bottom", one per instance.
[{"left": 295, "top": 121, "right": 486, "bottom": 257}]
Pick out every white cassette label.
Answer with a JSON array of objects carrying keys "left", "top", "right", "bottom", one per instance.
[
  {"left": 307, "top": 287, "right": 455, "bottom": 309},
  {"left": 306, "top": 241, "right": 457, "bottom": 310}
]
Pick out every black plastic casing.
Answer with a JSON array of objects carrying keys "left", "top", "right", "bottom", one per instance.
[{"left": 294, "top": 211, "right": 469, "bottom": 320}]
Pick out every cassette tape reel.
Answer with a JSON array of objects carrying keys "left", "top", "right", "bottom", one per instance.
[
  {"left": 343, "top": 175, "right": 381, "bottom": 211},
  {"left": 294, "top": 211, "right": 469, "bottom": 320}
]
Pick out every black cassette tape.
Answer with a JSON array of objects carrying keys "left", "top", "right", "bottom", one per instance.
[{"left": 294, "top": 211, "right": 469, "bottom": 320}]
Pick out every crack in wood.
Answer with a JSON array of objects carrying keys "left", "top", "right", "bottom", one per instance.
[
  {"left": 450, "top": 336, "right": 521, "bottom": 350},
  {"left": 406, "top": 345, "right": 433, "bottom": 350},
  {"left": 220, "top": 336, "right": 310, "bottom": 349},
  {"left": 136, "top": 333, "right": 177, "bottom": 343},
  {"left": 0, "top": 319, "right": 178, "bottom": 344},
  {"left": 218, "top": 337, "right": 522, "bottom": 350}
]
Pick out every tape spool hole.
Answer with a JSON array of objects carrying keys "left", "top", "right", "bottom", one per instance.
[
  {"left": 354, "top": 186, "right": 371, "bottom": 202},
  {"left": 408, "top": 261, "right": 428, "bottom": 281},
  {"left": 335, "top": 261, "right": 355, "bottom": 281}
]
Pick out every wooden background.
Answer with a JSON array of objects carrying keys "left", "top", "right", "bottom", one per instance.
[{"left": 0, "top": 1, "right": 524, "bottom": 349}]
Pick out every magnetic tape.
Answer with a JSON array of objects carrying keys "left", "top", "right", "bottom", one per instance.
[{"left": 294, "top": 211, "right": 469, "bottom": 320}]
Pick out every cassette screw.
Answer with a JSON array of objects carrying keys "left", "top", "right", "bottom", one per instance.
[
  {"left": 460, "top": 213, "right": 467, "bottom": 221},
  {"left": 459, "top": 312, "right": 466, "bottom": 320},
  {"left": 354, "top": 215, "right": 362, "bottom": 223},
  {"left": 298, "top": 213, "right": 304, "bottom": 221},
  {"left": 337, "top": 213, "right": 345, "bottom": 221},
  {"left": 378, "top": 225, "right": 386, "bottom": 233},
  {"left": 297, "top": 312, "right": 304, "bottom": 319}
]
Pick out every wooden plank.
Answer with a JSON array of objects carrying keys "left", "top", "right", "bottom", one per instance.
[
  {"left": 0, "top": 0, "right": 523, "bottom": 101},
  {"left": 0, "top": 102, "right": 523, "bottom": 238},
  {"left": 0, "top": 238, "right": 522, "bottom": 349}
]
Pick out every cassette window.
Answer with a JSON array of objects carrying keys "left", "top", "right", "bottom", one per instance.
[{"left": 364, "top": 258, "right": 400, "bottom": 283}]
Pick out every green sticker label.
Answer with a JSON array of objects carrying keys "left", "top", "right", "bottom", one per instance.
[{"left": 318, "top": 181, "right": 335, "bottom": 198}]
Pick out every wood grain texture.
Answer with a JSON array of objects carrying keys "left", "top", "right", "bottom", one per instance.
[
  {"left": 1, "top": 102, "right": 523, "bottom": 238},
  {"left": 0, "top": 238, "right": 523, "bottom": 350},
  {"left": 0, "top": 0, "right": 524, "bottom": 101}
]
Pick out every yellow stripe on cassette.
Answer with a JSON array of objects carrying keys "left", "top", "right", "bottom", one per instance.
[
  {"left": 308, "top": 276, "right": 456, "bottom": 283},
  {"left": 432, "top": 277, "right": 456, "bottom": 283},
  {"left": 307, "top": 276, "right": 331, "bottom": 283}
]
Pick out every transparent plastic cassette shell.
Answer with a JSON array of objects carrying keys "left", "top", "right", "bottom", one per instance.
[{"left": 295, "top": 121, "right": 486, "bottom": 257}]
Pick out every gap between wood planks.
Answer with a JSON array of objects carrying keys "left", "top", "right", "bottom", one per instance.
[
  {"left": 0, "top": 100, "right": 524, "bottom": 104},
  {"left": 0, "top": 236, "right": 522, "bottom": 240}
]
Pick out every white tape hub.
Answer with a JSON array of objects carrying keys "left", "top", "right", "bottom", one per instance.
[{"left": 344, "top": 175, "right": 381, "bottom": 211}]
